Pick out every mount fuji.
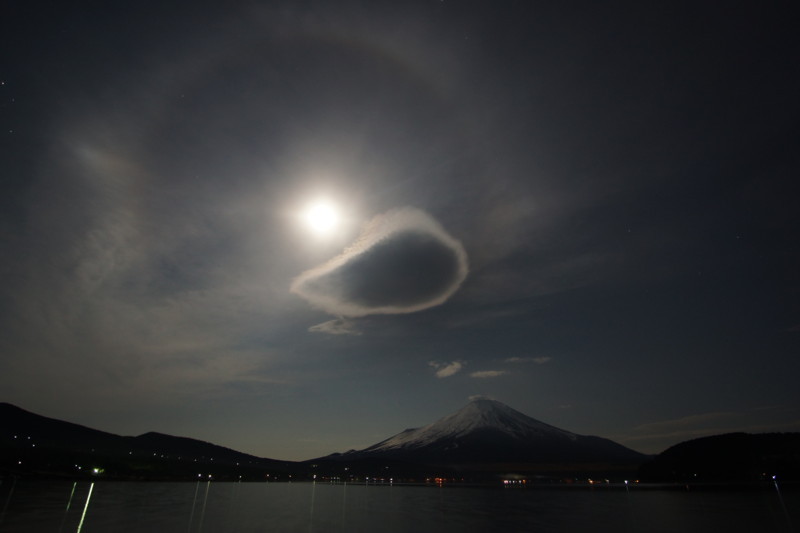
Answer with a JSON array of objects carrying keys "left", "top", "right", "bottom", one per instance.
[{"left": 327, "top": 398, "right": 646, "bottom": 466}]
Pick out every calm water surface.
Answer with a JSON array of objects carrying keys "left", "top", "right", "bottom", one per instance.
[{"left": 0, "top": 479, "right": 797, "bottom": 532}]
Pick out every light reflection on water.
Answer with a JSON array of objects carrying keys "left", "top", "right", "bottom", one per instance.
[
  {"left": 75, "top": 482, "right": 94, "bottom": 533},
  {"left": 186, "top": 481, "right": 200, "bottom": 533},
  {"left": 0, "top": 480, "right": 797, "bottom": 533},
  {"left": 196, "top": 481, "right": 211, "bottom": 532}
]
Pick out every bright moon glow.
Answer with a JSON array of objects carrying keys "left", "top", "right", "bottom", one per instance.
[{"left": 303, "top": 201, "right": 340, "bottom": 235}]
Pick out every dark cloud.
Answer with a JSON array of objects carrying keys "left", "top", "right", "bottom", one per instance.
[
  {"left": 291, "top": 208, "right": 468, "bottom": 317},
  {"left": 307, "top": 231, "right": 457, "bottom": 307}
]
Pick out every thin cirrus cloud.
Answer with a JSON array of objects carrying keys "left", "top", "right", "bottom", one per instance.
[
  {"left": 308, "top": 318, "right": 362, "bottom": 336},
  {"left": 505, "top": 356, "right": 552, "bottom": 364},
  {"left": 291, "top": 207, "right": 468, "bottom": 318},
  {"left": 429, "top": 361, "right": 463, "bottom": 378},
  {"left": 470, "top": 370, "right": 507, "bottom": 378}
]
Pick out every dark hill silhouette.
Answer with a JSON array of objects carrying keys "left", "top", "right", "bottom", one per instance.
[
  {"left": 639, "top": 432, "right": 800, "bottom": 483},
  {"left": 1, "top": 402, "right": 125, "bottom": 452},
  {"left": 0, "top": 402, "right": 292, "bottom": 480}
]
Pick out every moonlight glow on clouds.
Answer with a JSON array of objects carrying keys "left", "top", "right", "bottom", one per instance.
[{"left": 291, "top": 207, "right": 468, "bottom": 317}]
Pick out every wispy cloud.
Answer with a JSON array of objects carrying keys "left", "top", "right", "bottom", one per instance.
[
  {"left": 428, "top": 360, "right": 463, "bottom": 378},
  {"left": 628, "top": 412, "right": 739, "bottom": 436},
  {"left": 308, "top": 318, "right": 362, "bottom": 336},
  {"left": 611, "top": 406, "right": 800, "bottom": 454},
  {"left": 0, "top": 127, "right": 303, "bottom": 413},
  {"left": 470, "top": 370, "right": 507, "bottom": 378},
  {"left": 505, "top": 356, "right": 551, "bottom": 364}
]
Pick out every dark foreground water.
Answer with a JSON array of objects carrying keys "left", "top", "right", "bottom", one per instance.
[{"left": 0, "top": 479, "right": 797, "bottom": 533}]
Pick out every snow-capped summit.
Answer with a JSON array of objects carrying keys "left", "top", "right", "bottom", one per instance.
[
  {"left": 367, "top": 398, "right": 577, "bottom": 453},
  {"left": 339, "top": 398, "right": 645, "bottom": 465}
]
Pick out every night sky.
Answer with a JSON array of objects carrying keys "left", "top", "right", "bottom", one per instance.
[{"left": 2, "top": 1, "right": 798, "bottom": 461}]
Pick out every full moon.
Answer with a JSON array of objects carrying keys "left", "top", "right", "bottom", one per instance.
[{"left": 303, "top": 200, "right": 340, "bottom": 235}]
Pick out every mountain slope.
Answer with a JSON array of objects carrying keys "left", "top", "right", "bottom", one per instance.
[
  {"left": 365, "top": 399, "right": 578, "bottom": 451},
  {"left": 0, "top": 402, "right": 289, "bottom": 479},
  {"left": 332, "top": 399, "right": 646, "bottom": 466},
  {"left": 1, "top": 402, "right": 258, "bottom": 461}
]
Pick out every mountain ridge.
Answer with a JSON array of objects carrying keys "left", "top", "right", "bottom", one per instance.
[
  {"left": 0, "top": 402, "right": 291, "bottom": 480},
  {"left": 6, "top": 400, "right": 799, "bottom": 482},
  {"left": 0, "top": 402, "right": 265, "bottom": 458},
  {"left": 323, "top": 398, "right": 646, "bottom": 466},
  {"left": 639, "top": 432, "right": 800, "bottom": 482}
]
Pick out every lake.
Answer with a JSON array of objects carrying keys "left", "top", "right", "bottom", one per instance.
[{"left": 0, "top": 479, "right": 797, "bottom": 532}]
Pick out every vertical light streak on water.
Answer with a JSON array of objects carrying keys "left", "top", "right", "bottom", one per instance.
[
  {"left": 623, "top": 480, "right": 635, "bottom": 532},
  {"left": 773, "top": 477, "right": 794, "bottom": 532},
  {"left": 197, "top": 480, "right": 211, "bottom": 532},
  {"left": 225, "top": 479, "right": 241, "bottom": 531},
  {"left": 58, "top": 482, "right": 78, "bottom": 533},
  {"left": 75, "top": 482, "right": 94, "bottom": 533},
  {"left": 340, "top": 482, "right": 347, "bottom": 530},
  {"left": 0, "top": 476, "right": 18, "bottom": 528},
  {"left": 308, "top": 481, "right": 317, "bottom": 533},
  {"left": 66, "top": 482, "right": 78, "bottom": 511},
  {"left": 187, "top": 481, "right": 200, "bottom": 533}
]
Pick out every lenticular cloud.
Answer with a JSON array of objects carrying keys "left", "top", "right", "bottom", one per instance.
[{"left": 291, "top": 207, "right": 468, "bottom": 317}]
